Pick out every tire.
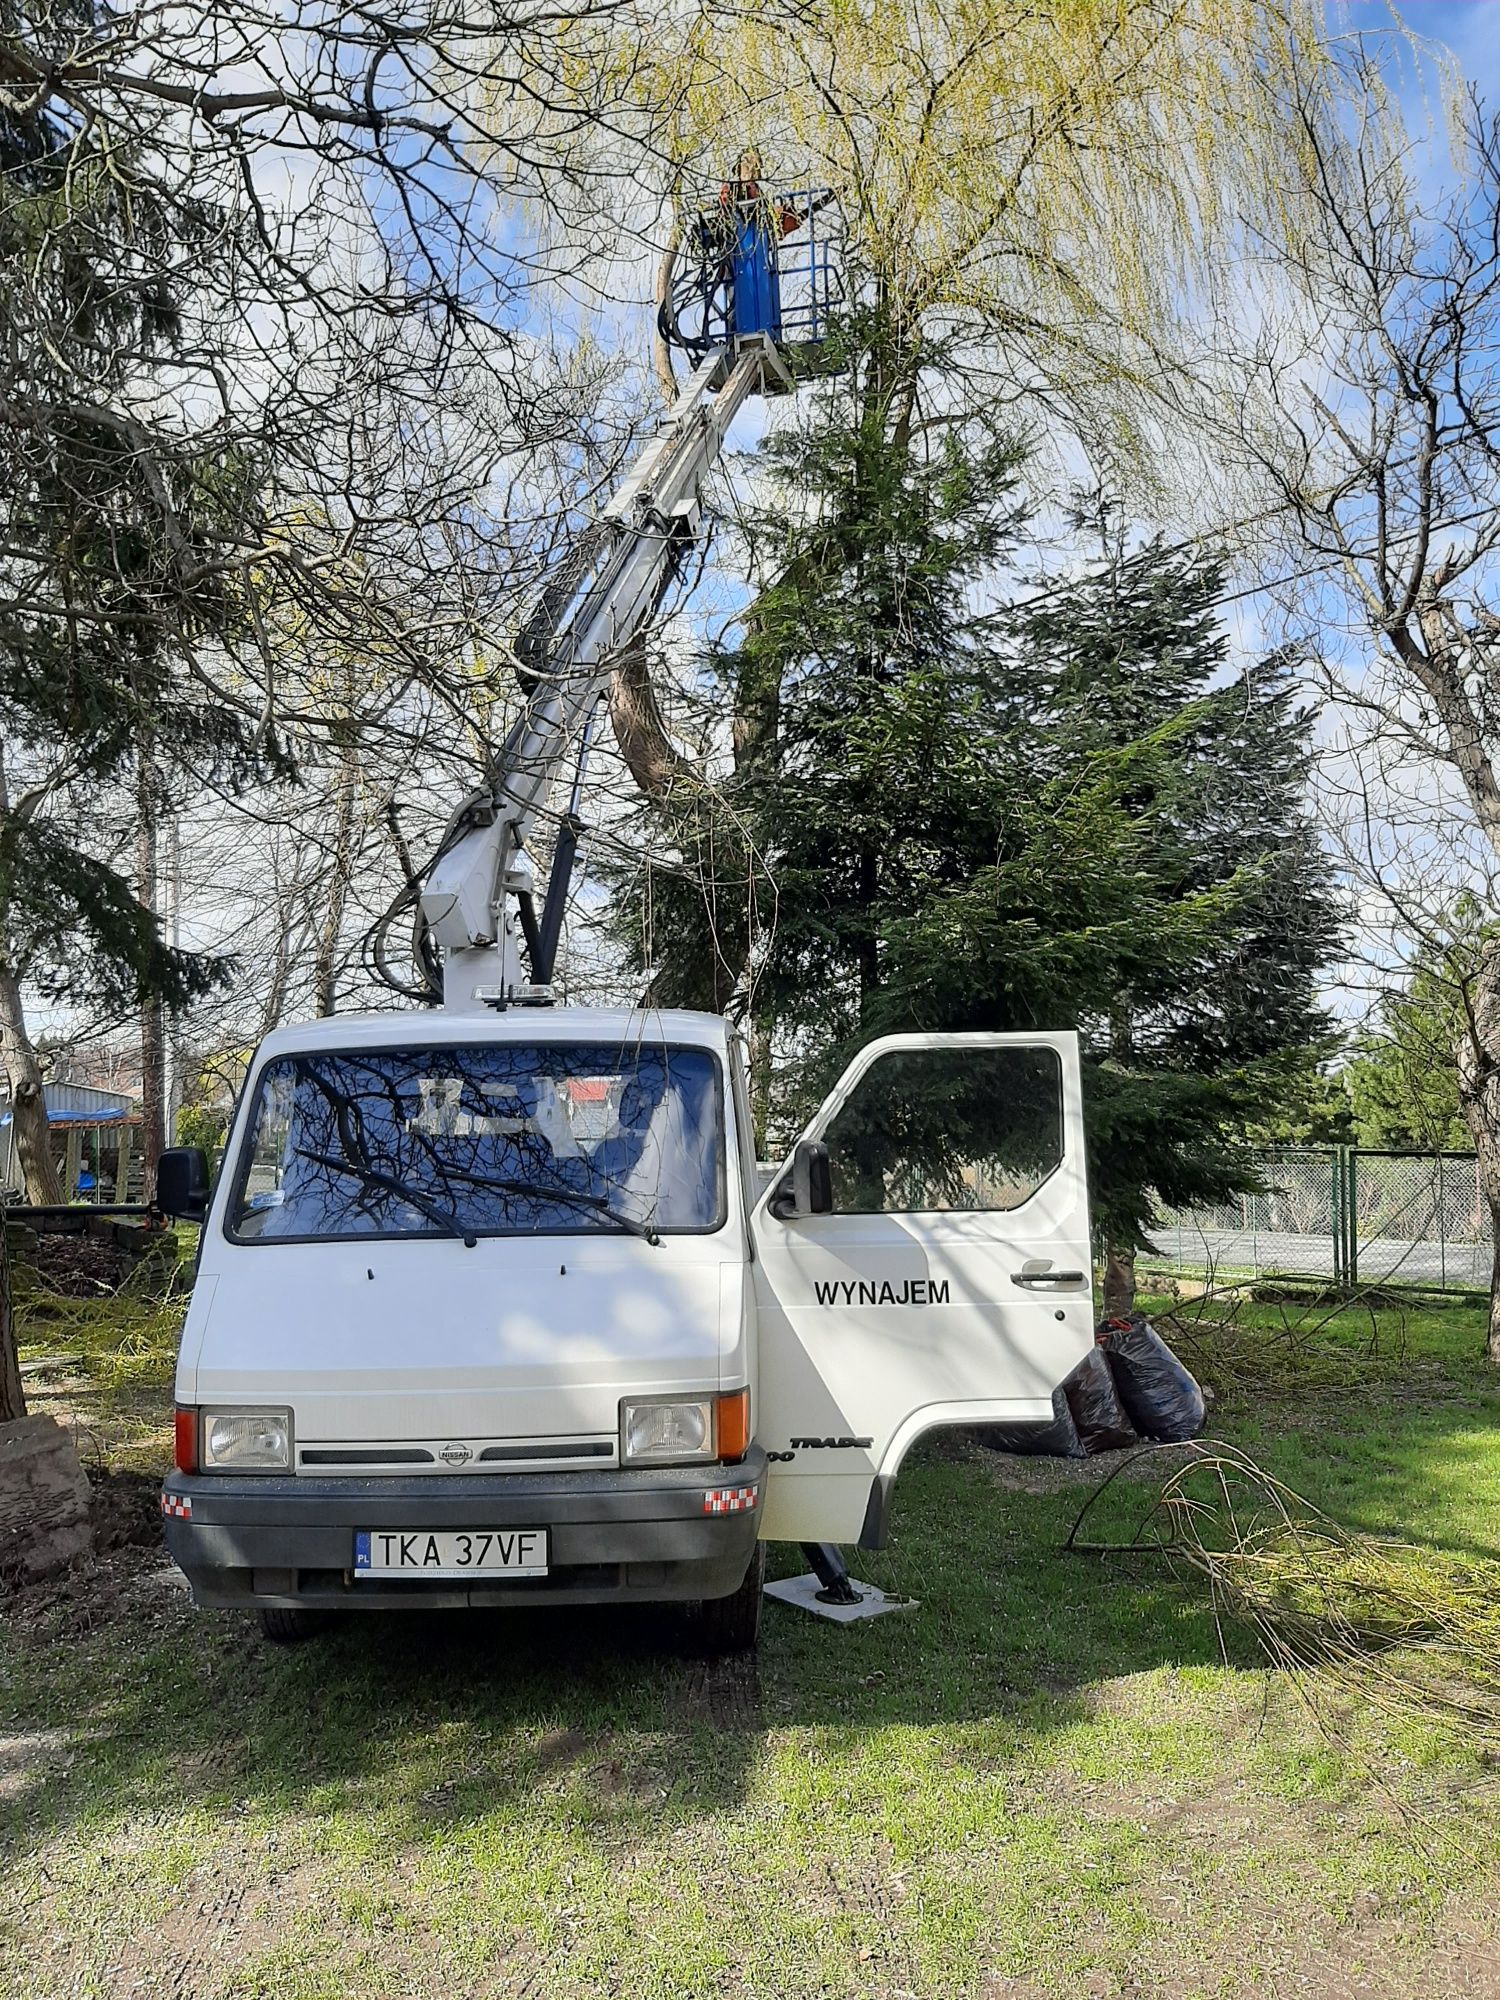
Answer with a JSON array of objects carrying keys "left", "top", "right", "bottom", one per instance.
[
  {"left": 691, "top": 1542, "right": 765, "bottom": 1657},
  {"left": 258, "top": 1606, "right": 323, "bottom": 1645}
]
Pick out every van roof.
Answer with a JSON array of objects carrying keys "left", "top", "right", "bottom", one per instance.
[{"left": 253, "top": 1007, "right": 733, "bottom": 1062}]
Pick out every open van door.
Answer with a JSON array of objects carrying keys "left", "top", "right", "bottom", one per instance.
[{"left": 750, "top": 1033, "right": 1094, "bottom": 1546}]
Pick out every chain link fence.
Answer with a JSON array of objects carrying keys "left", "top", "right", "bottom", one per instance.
[{"left": 1144, "top": 1147, "right": 1493, "bottom": 1291}]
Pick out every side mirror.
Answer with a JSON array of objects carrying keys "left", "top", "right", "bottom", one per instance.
[
  {"left": 156, "top": 1146, "right": 211, "bottom": 1221},
  {"left": 771, "top": 1139, "right": 833, "bottom": 1220}
]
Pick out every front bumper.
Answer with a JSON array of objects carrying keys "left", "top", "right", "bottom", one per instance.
[{"left": 161, "top": 1450, "right": 766, "bottom": 1610}]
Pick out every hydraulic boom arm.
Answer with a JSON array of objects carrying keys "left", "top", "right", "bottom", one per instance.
[{"left": 412, "top": 337, "right": 786, "bottom": 1012}]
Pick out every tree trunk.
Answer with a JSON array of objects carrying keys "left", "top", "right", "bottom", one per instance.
[
  {"left": 0, "top": 743, "right": 62, "bottom": 1207},
  {"left": 610, "top": 641, "right": 692, "bottom": 801},
  {"left": 856, "top": 848, "right": 879, "bottom": 1028},
  {"left": 0, "top": 953, "right": 62, "bottom": 1205},
  {"left": 1102, "top": 1242, "right": 1137, "bottom": 1319},
  {"left": 1102, "top": 1002, "right": 1139, "bottom": 1320},
  {"left": 136, "top": 745, "right": 166, "bottom": 1183},
  {"left": 1456, "top": 934, "right": 1500, "bottom": 1363},
  {"left": 652, "top": 232, "right": 682, "bottom": 402},
  {"left": 747, "top": 1009, "right": 772, "bottom": 1159},
  {"left": 258, "top": 908, "right": 293, "bottom": 1042},
  {"left": 0, "top": 1208, "right": 25, "bottom": 1423},
  {"left": 165, "top": 811, "right": 183, "bottom": 1144},
  {"left": 313, "top": 738, "right": 359, "bottom": 1018}
]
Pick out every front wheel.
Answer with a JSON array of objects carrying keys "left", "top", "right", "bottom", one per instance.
[
  {"left": 258, "top": 1606, "right": 324, "bottom": 1645},
  {"left": 690, "top": 1543, "right": 765, "bottom": 1656}
]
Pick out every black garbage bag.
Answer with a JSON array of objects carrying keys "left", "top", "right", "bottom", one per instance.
[
  {"left": 1099, "top": 1315, "right": 1205, "bottom": 1442},
  {"left": 1063, "top": 1345, "right": 1140, "bottom": 1455},
  {"left": 978, "top": 1381, "right": 1086, "bottom": 1458}
]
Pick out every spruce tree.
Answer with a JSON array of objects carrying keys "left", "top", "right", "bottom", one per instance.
[
  {"left": 608, "top": 321, "right": 1342, "bottom": 1306},
  {"left": 1009, "top": 514, "right": 1344, "bottom": 1304}
]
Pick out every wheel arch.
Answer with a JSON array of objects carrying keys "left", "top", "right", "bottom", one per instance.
[{"left": 856, "top": 1396, "right": 1054, "bottom": 1549}]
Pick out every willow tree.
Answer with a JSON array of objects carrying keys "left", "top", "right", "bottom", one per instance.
[
  {"left": 526, "top": 2, "right": 1372, "bottom": 443},
  {"left": 484, "top": 0, "right": 1373, "bottom": 1187},
  {"left": 486, "top": 0, "right": 1381, "bottom": 783}
]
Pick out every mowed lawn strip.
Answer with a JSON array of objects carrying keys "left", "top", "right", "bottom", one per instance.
[{"left": 1, "top": 1292, "right": 1497, "bottom": 1999}]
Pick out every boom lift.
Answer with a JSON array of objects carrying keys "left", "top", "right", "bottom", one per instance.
[
  {"left": 394, "top": 332, "right": 789, "bottom": 1016},
  {"left": 156, "top": 196, "right": 1097, "bottom": 1653},
  {"left": 370, "top": 182, "right": 844, "bottom": 1017}
]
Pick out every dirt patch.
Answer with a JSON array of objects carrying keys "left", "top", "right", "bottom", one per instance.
[
  {"left": 0, "top": 1726, "right": 74, "bottom": 1804},
  {"left": 532, "top": 1725, "right": 590, "bottom": 1774},
  {"left": 1, "top": 1542, "right": 180, "bottom": 1641},
  {"left": 88, "top": 1466, "right": 166, "bottom": 1553},
  {"left": 976, "top": 1440, "right": 1184, "bottom": 1504}
]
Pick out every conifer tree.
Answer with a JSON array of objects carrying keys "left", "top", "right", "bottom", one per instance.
[
  {"left": 608, "top": 323, "right": 1342, "bottom": 1308},
  {"left": 1011, "top": 513, "right": 1343, "bottom": 1306}
]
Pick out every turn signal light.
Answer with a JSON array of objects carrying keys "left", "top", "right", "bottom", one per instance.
[
  {"left": 173, "top": 1407, "right": 198, "bottom": 1474},
  {"left": 715, "top": 1388, "right": 750, "bottom": 1464}
]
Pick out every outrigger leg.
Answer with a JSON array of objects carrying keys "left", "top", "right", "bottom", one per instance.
[
  {"left": 800, "top": 1542, "right": 864, "bottom": 1606},
  {"left": 765, "top": 1546, "right": 919, "bottom": 1625}
]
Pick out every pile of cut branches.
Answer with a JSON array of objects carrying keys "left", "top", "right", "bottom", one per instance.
[{"left": 1069, "top": 1442, "right": 1500, "bottom": 1748}]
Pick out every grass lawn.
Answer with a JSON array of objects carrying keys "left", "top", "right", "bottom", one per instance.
[{"left": 2, "top": 1278, "right": 1499, "bottom": 1999}]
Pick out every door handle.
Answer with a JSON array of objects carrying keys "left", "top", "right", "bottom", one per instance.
[{"left": 1010, "top": 1270, "right": 1086, "bottom": 1287}]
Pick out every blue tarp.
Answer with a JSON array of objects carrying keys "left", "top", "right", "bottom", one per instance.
[{"left": 0, "top": 1108, "right": 129, "bottom": 1127}]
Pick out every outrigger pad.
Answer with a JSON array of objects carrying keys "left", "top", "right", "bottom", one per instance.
[{"left": 763, "top": 1573, "right": 919, "bottom": 1624}]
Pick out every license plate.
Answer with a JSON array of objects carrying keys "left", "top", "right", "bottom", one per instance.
[{"left": 353, "top": 1529, "right": 549, "bottom": 1578}]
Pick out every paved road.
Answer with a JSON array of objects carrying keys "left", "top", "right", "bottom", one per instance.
[{"left": 1149, "top": 1225, "right": 1492, "bottom": 1289}]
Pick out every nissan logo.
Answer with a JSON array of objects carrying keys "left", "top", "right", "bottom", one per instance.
[{"left": 439, "top": 1441, "right": 474, "bottom": 1467}]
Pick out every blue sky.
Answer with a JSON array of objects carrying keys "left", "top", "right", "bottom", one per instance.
[
  {"left": 1368, "top": 1, "right": 1499, "bottom": 84},
  {"left": 1340, "top": 2, "right": 1498, "bottom": 117}
]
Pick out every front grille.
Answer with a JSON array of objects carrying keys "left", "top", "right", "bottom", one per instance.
[{"left": 296, "top": 1437, "right": 617, "bottom": 1471}]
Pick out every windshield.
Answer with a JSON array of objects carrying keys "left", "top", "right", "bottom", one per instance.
[{"left": 228, "top": 1041, "right": 725, "bottom": 1242}]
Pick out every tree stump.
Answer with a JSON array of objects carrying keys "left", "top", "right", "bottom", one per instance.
[{"left": 0, "top": 1415, "right": 94, "bottom": 1583}]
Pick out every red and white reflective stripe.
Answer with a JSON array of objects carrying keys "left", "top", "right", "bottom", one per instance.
[
  {"left": 160, "top": 1493, "right": 192, "bottom": 1520},
  {"left": 703, "top": 1486, "right": 758, "bottom": 1515}
]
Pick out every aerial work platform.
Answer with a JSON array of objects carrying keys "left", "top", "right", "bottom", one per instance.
[{"left": 658, "top": 182, "right": 845, "bottom": 380}]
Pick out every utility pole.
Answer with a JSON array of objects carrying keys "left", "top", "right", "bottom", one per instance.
[
  {"left": 163, "top": 811, "right": 181, "bottom": 1143},
  {"left": 136, "top": 743, "right": 165, "bottom": 1186}
]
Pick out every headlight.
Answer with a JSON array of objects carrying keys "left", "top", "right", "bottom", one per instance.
[
  {"left": 621, "top": 1396, "right": 715, "bottom": 1466},
  {"left": 201, "top": 1407, "right": 292, "bottom": 1471}
]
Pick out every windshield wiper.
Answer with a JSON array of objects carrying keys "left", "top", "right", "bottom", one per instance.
[{"left": 295, "top": 1147, "right": 480, "bottom": 1247}]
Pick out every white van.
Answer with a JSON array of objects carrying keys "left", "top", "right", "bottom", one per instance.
[{"left": 160, "top": 1010, "right": 1093, "bottom": 1651}]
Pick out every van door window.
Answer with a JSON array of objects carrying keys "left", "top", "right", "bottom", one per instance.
[{"left": 820, "top": 1045, "right": 1064, "bottom": 1214}]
